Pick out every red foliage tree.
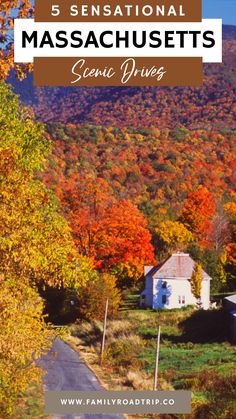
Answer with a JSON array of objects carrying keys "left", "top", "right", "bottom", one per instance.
[
  {"left": 180, "top": 186, "right": 216, "bottom": 247},
  {"left": 53, "top": 173, "right": 155, "bottom": 283},
  {"left": 97, "top": 200, "right": 155, "bottom": 281}
]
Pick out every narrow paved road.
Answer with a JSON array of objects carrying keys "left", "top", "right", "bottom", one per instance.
[{"left": 40, "top": 339, "right": 124, "bottom": 419}]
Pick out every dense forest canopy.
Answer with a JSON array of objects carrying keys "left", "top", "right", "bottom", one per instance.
[
  {"left": 3, "top": 25, "right": 236, "bottom": 294},
  {"left": 9, "top": 26, "right": 236, "bottom": 130},
  {"left": 43, "top": 123, "right": 236, "bottom": 292},
  {"left": 45, "top": 124, "right": 235, "bottom": 211}
]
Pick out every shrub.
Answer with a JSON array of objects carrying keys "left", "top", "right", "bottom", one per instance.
[
  {"left": 104, "top": 333, "right": 144, "bottom": 369},
  {"left": 77, "top": 273, "right": 122, "bottom": 320}
]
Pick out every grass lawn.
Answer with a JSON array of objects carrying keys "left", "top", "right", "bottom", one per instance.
[
  {"left": 140, "top": 342, "right": 236, "bottom": 386},
  {"left": 68, "top": 303, "right": 236, "bottom": 418}
]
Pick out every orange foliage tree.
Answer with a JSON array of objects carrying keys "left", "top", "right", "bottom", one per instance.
[
  {"left": 55, "top": 175, "right": 114, "bottom": 259},
  {"left": 98, "top": 200, "right": 155, "bottom": 283},
  {"left": 54, "top": 175, "right": 155, "bottom": 285},
  {"left": 180, "top": 186, "right": 216, "bottom": 248},
  {"left": 226, "top": 243, "right": 236, "bottom": 265}
]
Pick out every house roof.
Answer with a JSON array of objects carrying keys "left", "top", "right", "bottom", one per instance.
[
  {"left": 146, "top": 252, "right": 211, "bottom": 280},
  {"left": 224, "top": 294, "right": 236, "bottom": 305}
]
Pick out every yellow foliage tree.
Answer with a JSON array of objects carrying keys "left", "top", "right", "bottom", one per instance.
[
  {"left": 155, "top": 220, "right": 193, "bottom": 252},
  {"left": 0, "top": 1, "right": 34, "bottom": 79},
  {"left": 0, "top": 82, "right": 92, "bottom": 290},
  {"left": 77, "top": 273, "right": 122, "bottom": 321},
  {"left": 0, "top": 83, "right": 96, "bottom": 415},
  {"left": 224, "top": 202, "right": 236, "bottom": 219},
  {"left": 0, "top": 275, "right": 52, "bottom": 417},
  {"left": 190, "top": 263, "right": 203, "bottom": 301}
]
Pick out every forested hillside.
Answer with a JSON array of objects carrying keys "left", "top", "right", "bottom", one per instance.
[
  {"left": 45, "top": 124, "right": 235, "bottom": 212},
  {"left": 10, "top": 26, "right": 236, "bottom": 130},
  {"left": 43, "top": 124, "right": 236, "bottom": 292},
  {"left": 6, "top": 26, "right": 235, "bottom": 294}
]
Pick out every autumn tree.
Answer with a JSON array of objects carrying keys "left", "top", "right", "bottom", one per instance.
[
  {"left": 0, "top": 1, "right": 34, "bottom": 79},
  {"left": 53, "top": 172, "right": 155, "bottom": 285},
  {"left": 0, "top": 275, "right": 52, "bottom": 418},
  {"left": 0, "top": 82, "right": 91, "bottom": 290},
  {"left": 56, "top": 175, "right": 114, "bottom": 259},
  {"left": 155, "top": 220, "right": 193, "bottom": 254},
  {"left": 224, "top": 201, "right": 236, "bottom": 241},
  {"left": 225, "top": 243, "right": 236, "bottom": 288},
  {"left": 190, "top": 263, "right": 203, "bottom": 304},
  {"left": 0, "top": 83, "right": 96, "bottom": 414},
  {"left": 180, "top": 186, "right": 216, "bottom": 247},
  {"left": 204, "top": 208, "right": 231, "bottom": 288},
  {"left": 222, "top": 202, "right": 236, "bottom": 287},
  {"left": 226, "top": 243, "right": 236, "bottom": 265},
  {"left": 99, "top": 200, "right": 155, "bottom": 283},
  {"left": 76, "top": 273, "right": 122, "bottom": 321},
  {"left": 209, "top": 211, "right": 230, "bottom": 252},
  {"left": 40, "top": 256, "right": 98, "bottom": 323},
  {"left": 224, "top": 201, "right": 236, "bottom": 220}
]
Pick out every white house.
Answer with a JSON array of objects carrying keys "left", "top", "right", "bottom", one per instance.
[{"left": 141, "top": 252, "right": 211, "bottom": 310}]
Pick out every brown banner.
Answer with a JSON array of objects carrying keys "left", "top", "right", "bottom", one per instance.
[
  {"left": 34, "top": 57, "right": 202, "bottom": 86},
  {"left": 35, "top": 1, "right": 202, "bottom": 23}
]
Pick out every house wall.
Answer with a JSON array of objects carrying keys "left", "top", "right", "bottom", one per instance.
[
  {"left": 151, "top": 278, "right": 210, "bottom": 310},
  {"left": 152, "top": 278, "right": 196, "bottom": 309}
]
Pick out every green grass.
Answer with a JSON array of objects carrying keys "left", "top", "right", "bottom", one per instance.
[
  {"left": 120, "top": 293, "right": 140, "bottom": 311},
  {"left": 123, "top": 307, "right": 235, "bottom": 386},
  {"left": 140, "top": 342, "right": 235, "bottom": 376},
  {"left": 122, "top": 307, "right": 235, "bottom": 394},
  {"left": 70, "top": 305, "right": 236, "bottom": 417}
]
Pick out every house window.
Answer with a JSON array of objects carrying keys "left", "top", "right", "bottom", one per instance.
[
  {"left": 162, "top": 281, "right": 167, "bottom": 289},
  {"left": 162, "top": 295, "right": 167, "bottom": 304},
  {"left": 178, "top": 296, "right": 185, "bottom": 305}
]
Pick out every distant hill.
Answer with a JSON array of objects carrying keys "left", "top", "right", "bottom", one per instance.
[
  {"left": 44, "top": 124, "right": 236, "bottom": 216},
  {"left": 9, "top": 25, "right": 236, "bottom": 130},
  {"left": 222, "top": 25, "right": 236, "bottom": 40}
]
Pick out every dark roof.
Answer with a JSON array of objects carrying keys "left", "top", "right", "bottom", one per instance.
[
  {"left": 145, "top": 253, "right": 211, "bottom": 280},
  {"left": 224, "top": 295, "right": 236, "bottom": 305}
]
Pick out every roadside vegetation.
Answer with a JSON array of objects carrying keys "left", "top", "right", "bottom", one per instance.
[
  {"left": 0, "top": 83, "right": 99, "bottom": 417},
  {"left": 15, "top": 383, "right": 48, "bottom": 419},
  {"left": 68, "top": 299, "right": 236, "bottom": 419}
]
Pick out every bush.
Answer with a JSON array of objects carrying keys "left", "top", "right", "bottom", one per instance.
[
  {"left": 193, "top": 370, "right": 236, "bottom": 419},
  {"left": 104, "top": 333, "right": 144, "bottom": 369},
  {"left": 77, "top": 273, "right": 122, "bottom": 320}
]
